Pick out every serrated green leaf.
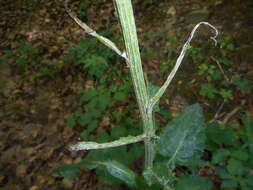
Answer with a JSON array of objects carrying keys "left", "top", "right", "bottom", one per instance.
[
  {"left": 219, "top": 89, "right": 233, "bottom": 99},
  {"left": 176, "top": 176, "right": 213, "bottom": 190},
  {"left": 157, "top": 104, "right": 206, "bottom": 164},
  {"left": 84, "top": 55, "right": 108, "bottom": 78},
  {"left": 199, "top": 83, "right": 218, "bottom": 99}
]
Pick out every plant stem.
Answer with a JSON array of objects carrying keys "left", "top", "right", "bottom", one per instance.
[
  {"left": 66, "top": 0, "right": 219, "bottom": 180},
  {"left": 70, "top": 134, "right": 146, "bottom": 151},
  {"left": 113, "top": 0, "right": 155, "bottom": 169}
]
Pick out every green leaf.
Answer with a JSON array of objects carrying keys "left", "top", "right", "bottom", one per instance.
[
  {"left": 241, "top": 186, "right": 253, "bottom": 190},
  {"left": 206, "top": 122, "right": 239, "bottom": 148},
  {"left": 199, "top": 83, "right": 218, "bottom": 99},
  {"left": 227, "top": 159, "right": 246, "bottom": 176},
  {"left": 231, "top": 150, "right": 249, "bottom": 161},
  {"left": 216, "top": 58, "right": 232, "bottom": 66},
  {"left": 96, "top": 166, "right": 123, "bottom": 186},
  {"left": 159, "top": 109, "right": 172, "bottom": 121},
  {"left": 78, "top": 113, "right": 92, "bottom": 126},
  {"left": 244, "top": 175, "right": 253, "bottom": 186},
  {"left": 82, "top": 158, "right": 137, "bottom": 188},
  {"left": 114, "top": 91, "right": 127, "bottom": 101},
  {"left": 127, "top": 144, "right": 144, "bottom": 164},
  {"left": 84, "top": 145, "right": 129, "bottom": 166},
  {"left": 105, "top": 160, "right": 138, "bottom": 189},
  {"left": 97, "top": 92, "right": 111, "bottom": 111},
  {"left": 80, "top": 90, "right": 97, "bottom": 103},
  {"left": 142, "top": 160, "right": 175, "bottom": 187},
  {"left": 84, "top": 55, "right": 108, "bottom": 78},
  {"left": 184, "top": 154, "right": 206, "bottom": 169},
  {"left": 233, "top": 77, "right": 252, "bottom": 93},
  {"left": 87, "top": 120, "right": 99, "bottom": 133},
  {"left": 219, "top": 89, "right": 233, "bottom": 99},
  {"left": 157, "top": 104, "right": 206, "bottom": 164},
  {"left": 221, "top": 179, "right": 238, "bottom": 189},
  {"left": 79, "top": 0, "right": 90, "bottom": 17},
  {"left": 80, "top": 130, "right": 89, "bottom": 140},
  {"left": 210, "top": 70, "right": 222, "bottom": 81},
  {"left": 67, "top": 114, "right": 76, "bottom": 128},
  {"left": 212, "top": 148, "right": 230, "bottom": 164},
  {"left": 176, "top": 176, "right": 213, "bottom": 190},
  {"left": 153, "top": 161, "right": 175, "bottom": 185},
  {"left": 53, "top": 164, "right": 80, "bottom": 179},
  {"left": 215, "top": 167, "right": 232, "bottom": 180},
  {"left": 111, "top": 126, "right": 128, "bottom": 139},
  {"left": 243, "top": 116, "right": 253, "bottom": 155}
]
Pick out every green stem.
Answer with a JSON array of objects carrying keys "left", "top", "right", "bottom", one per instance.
[
  {"left": 113, "top": 0, "right": 155, "bottom": 169},
  {"left": 70, "top": 134, "right": 146, "bottom": 151}
]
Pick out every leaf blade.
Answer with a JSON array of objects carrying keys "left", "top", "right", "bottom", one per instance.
[{"left": 157, "top": 104, "right": 206, "bottom": 165}]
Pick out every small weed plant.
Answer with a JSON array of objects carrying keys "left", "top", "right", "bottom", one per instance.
[
  {"left": 1, "top": 41, "right": 59, "bottom": 78},
  {"left": 54, "top": 1, "right": 253, "bottom": 190},
  {"left": 206, "top": 117, "right": 253, "bottom": 190},
  {"left": 188, "top": 36, "right": 252, "bottom": 100}
]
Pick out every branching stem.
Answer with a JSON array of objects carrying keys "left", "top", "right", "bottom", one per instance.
[
  {"left": 65, "top": 0, "right": 218, "bottom": 187},
  {"left": 148, "top": 22, "right": 218, "bottom": 112}
]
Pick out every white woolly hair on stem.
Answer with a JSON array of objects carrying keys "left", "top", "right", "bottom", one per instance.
[
  {"left": 64, "top": 0, "right": 129, "bottom": 62},
  {"left": 65, "top": 1, "right": 219, "bottom": 185},
  {"left": 148, "top": 22, "right": 218, "bottom": 112}
]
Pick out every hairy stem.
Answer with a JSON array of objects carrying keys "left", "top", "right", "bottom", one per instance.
[
  {"left": 113, "top": 0, "right": 155, "bottom": 169},
  {"left": 70, "top": 134, "right": 146, "bottom": 151},
  {"left": 148, "top": 22, "right": 218, "bottom": 111},
  {"left": 65, "top": 0, "right": 128, "bottom": 61}
]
